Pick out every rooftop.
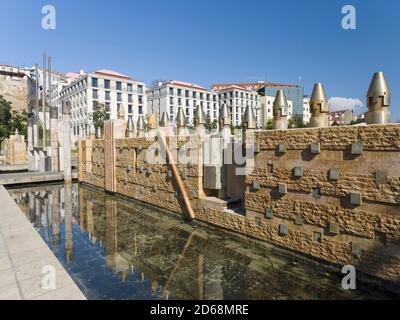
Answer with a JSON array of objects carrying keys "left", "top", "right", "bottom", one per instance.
[
  {"left": 163, "top": 80, "right": 208, "bottom": 91},
  {"left": 94, "top": 69, "right": 134, "bottom": 80},
  {"left": 211, "top": 81, "right": 297, "bottom": 91}
]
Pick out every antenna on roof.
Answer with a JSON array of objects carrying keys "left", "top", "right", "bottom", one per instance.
[{"left": 298, "top": 76, "right": 302, "bottom": 86}]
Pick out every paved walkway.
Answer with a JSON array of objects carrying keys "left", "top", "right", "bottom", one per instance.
[
  {"left": 0, "top": 185, "right": 86, "bottom": 300},
  {"left": 0, "top": 172, "right": 64, "bottom": 185}
]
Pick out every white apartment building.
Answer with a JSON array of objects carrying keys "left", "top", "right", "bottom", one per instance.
[
  {"left": 303, "top": 96, "right": 311, "bottom": 124},
  {"left": 259, "top": 95, "right": 293, "bottom": 129},
  {"left": 57, "top": 69, "right": 146, "bottom": 141},
  {"left": 213, "top": 86, "right": 260, "bottom": 127},
  {"left": 147, "top": 80, "right": 219, "bottom": 126}
]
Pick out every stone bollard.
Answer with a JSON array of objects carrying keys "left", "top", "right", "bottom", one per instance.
[
  {"left": 365, "top": 72, "right": 391, "bottom": 124},
  {"left": 309, "top": 83, "right": 329, "bottom": 128},
  {"left": 273, "top": 90, "right": 289, "bottom": 130}
]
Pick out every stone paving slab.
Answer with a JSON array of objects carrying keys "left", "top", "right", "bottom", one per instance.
[
  {"left": 0, "top": 172, "right": 64, "bottom": 185},
  {"left": 0, "top": 185, "right": 86, "bottom": 300}
]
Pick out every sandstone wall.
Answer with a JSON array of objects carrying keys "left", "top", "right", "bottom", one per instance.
[{"left": 78, "top": 123, "right": 400, "bottom": 286}]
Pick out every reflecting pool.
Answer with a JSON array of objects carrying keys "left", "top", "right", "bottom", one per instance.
[{"left": 7, "top": 183, "right": 395, "bottom": 300}]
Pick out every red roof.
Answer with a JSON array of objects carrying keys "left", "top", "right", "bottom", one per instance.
[
  {"left": 211, "top": 82, "right": 296, "bottom": 91},
  {"left": 167, "top": 80, "right": 208, "bottom": 91},
  {"left": 94, "top": 69, "right": 133, "bottom": 80}
]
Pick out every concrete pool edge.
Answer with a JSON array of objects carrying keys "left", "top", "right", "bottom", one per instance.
[{"left": 0, "top": 185, "right": 86, "bottom": 300}]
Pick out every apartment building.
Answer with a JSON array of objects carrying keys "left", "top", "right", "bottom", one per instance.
[
  {"left": 212, "top": 85, "right": 260, "bottom": 127},
  {"left": 147, "top": 80, "right": 219, "bottom": 125},
  {"left": 259, "top": 95, "right": 293, "bottom": 129},
  {"left": 328, "top": 110, "right": 357, "bottom": 126},
  {"left": 57, "top": 69, "right": 146, "bottom": 140},
  {"left": 303, "top": 96, "right": 311, "bottom": 124}
]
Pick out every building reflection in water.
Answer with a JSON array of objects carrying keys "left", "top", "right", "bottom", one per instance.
[{"left": 8, "top": 183, "right": 393, "bottom": 300}]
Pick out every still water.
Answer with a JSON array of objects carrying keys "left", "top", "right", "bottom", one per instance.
[{"left": 7, "top": 183, "right": 394, "bottom": 300}]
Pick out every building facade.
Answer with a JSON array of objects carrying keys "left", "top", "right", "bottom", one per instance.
[
  {"left": 259, "top": 95, "right": 293, "bottom": 129},
  {"left": 147, "top": 80, "right": 219, "bottom": 126},
  {"left": 57, "top": 69, "right": 146, "bottom": 140},
  {"left": 328, "top": 110, "right": 357, "bottom": 126},
  {"left": 303, "top": 96, "right": 311, "bottom": 124},
  {"left": 258, "top": 84, "right": 304, "bottom": 118},
  {"left": 213, "top": 85, "right": 260, "bottom": 127},
  {"left": 0, "top": 64, "right": 36, "bottom": 113}
]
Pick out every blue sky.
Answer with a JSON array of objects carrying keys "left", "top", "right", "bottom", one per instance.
[{"left": 1, "top": 0, "right": 399, "bottom": 120}]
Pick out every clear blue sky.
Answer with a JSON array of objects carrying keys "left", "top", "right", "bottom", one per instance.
[{"left": 1, "top": 0, "right": 399, "bottom": 120}]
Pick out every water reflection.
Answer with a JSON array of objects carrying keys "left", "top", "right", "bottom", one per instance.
[{"left": 9, "top": 183, "right": 393, "bottom": 300}]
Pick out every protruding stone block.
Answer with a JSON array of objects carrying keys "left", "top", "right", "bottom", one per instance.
[
  {"left": 351, "top": 242, "right": 362, "bottom": 257},
  {"left": 329, "top": 221, "right": 340, "bottom": 235},
  {"left": 310, "top": 142, "right": 320, "bottom": 154},
  {"left": 293, "top": 166, "right": 303, "bottom": 178},
  {"left": 253, "top": 180, "right": 260, "bottom": 190},
  {"left": 329, "top": 168, "right": 340, "bottom": 181},
  {"left": 278, "top": 183, "right": 287, "bottom": 195},
  {"left": 279, "top": 224, "right": 288, "bottom": 236},
  {"left": 294, "top": 214, "right": 303, "bottom": 226},
  {"left": 167, "top": 170, "right": 173, "bottom": 178},
  {"left": 375, "top": 170, "right": 387, "bottom": 185},
  {"left": 254, "top": 143, "right": 260, "bottom": 153},
  {"left": 313, "top": 232, "right": 322, "bottom": 243},
  {"left": 351, "top": 142, "right": 363, "bottom": 155},
  {"left": 278, "top": 144, "right": 286, "bottom": 154},
  {"left": 264, "top": 208, "right": 273, "bottom": 219},
  {"left": 350, "top": 191, "right": 362, "bottom": 206}
]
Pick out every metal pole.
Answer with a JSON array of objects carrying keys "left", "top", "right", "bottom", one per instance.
[
  {"left": 34, "top": 64, "right": 39, "bottom": 147},
  {"left": 48, "top": 56, "right": 52, "bottom": 135},
  {"left": 42, "top": 52, "right": 47, "bottom": 147}
]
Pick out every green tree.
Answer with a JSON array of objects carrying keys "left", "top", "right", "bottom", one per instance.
[
  {"left": 0, "top": 95, "right": 13, "bottom": 148},
  {"left": 11, "top": 110, "right": 28, "bottom": 138},
  {"left": 92, "top": 101, "right": 106, "bottom": 131},
  {"left": 204, "top": 115, "right": 218, "bottom": 132},
  {"left": 267, "top": 119, "right": 273, "bottom": 130}
]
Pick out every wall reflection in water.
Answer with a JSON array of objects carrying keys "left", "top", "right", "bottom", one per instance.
[{"left": 9, "top": 183, "right": 392, "bottom": 300}]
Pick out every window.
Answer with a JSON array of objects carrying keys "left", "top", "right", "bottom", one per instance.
[
  {"left": 128, "top": 105, "right": 133, "bottom": 114},
  {"left": 207, "top": 94, "right": 210, "bottom": 101},
  {"left": 200, "top": 92, "right": 203, "bottom": 100},
  {"left": 105, "top": 91, "right": 111, "bottom": 100},
  {"left": 128, "top": 94, "right": 133, "bottom": 103},
  {"left": 170, "top": 106, "right": 174, "bottom": 114},
  {"left": 186, "top": 108, "right": 189, "bottom": 116},
  {"left": 116, "top": 81, "right": 122, "bottom": 91},
  {"left": 178, "top": 98, "right": 182, "bottom": 106},
  {"left": 105, "top": 102, "right": 110, "bottom": 112},
  {"left": 169, "top": 87, "right": 174, "bottom": 95},
  {"left": 170, "top": 97, "right": 174, "bottom": 104},
  {"left": 127, "top": 83, "right": 133, "bottom": 92},
  {"left": 185, "top": 90, "right": 189, "bottom": 97},
  {"left": 137, "top": 85, "right": 143, "bottom": 94},
  {"left": 117, "top": 92, "right": 122, "bottom": 102},
  {"left": 138, "top": 106, "right": 143, "bottom": 114},
  {"left": 91, "top": 77, "right": 98, "bottom": 87},
  {"left": 138, "top": 95, "right": 143, "bottom": 104},
  {"left": 177, "top": 88, "right": 182, "bottom": 96},
  {"left": 186, "top": 99, "right": 189, "bottom": 107},
  {"left": 104, "top": 79, "right": 110, "bottom": 89},
  {"left": 92, "top": 89, "right": 98, "bottom": 99},
  {"left": 193, "top": 91, "right": 197, "bottom": 99}
]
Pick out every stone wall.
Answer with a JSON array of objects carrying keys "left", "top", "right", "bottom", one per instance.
[
  {"left": 0, "top": 67, "right": 36, "bottom": 112},
  {"left": 78, "top": 123, "right": 400, "bottom": 286}
]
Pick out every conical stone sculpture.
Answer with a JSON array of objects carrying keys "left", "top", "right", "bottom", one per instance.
[
  {"left": 309, "top": 83, "right": 329, "bottom": 128},
  {"left": 365, "top": 72, "right": 391, "bottom": 124},
  {"left": 273, "top": 90, "right": 288, "bottom": 130}
]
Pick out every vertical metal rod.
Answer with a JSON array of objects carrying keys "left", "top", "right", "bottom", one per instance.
[
  {"left": 48, "top": 56, "right": 52, "bottom": 135},
  {"left": 42, "top": 52, "right": 47, "bottom": 147},
  {"left": 34, "top": 64, "right": 40, "bottom": 147}
]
